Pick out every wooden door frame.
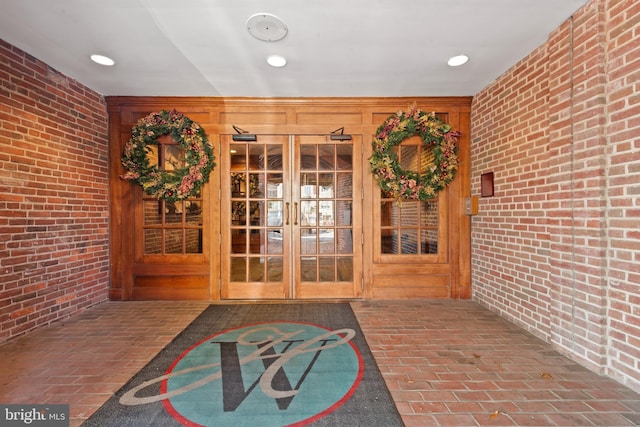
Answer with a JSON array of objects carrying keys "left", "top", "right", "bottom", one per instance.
[
  {"left": 106, "top": 97, "right": 472, "bottom": 302},
  {"left": 219, "top": 134, "right": 364, "bottom": 300},
  {"left": 292, "top": 135, "right": 363, "bottom": 299},
  {"left": 219, "top": 135, "right": 292, "bottom": 299}
]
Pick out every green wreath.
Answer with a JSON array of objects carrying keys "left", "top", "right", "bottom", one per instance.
[
  {"left": 121, "top": 110, "right": 215, "bottom": 202},
  {"left": 369, "top": 104, "right": 460, "bottom": 201}
]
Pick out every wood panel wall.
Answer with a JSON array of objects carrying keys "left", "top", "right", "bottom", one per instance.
[{"left": 107, "top": 97, "right": 472, "bottom": 301}]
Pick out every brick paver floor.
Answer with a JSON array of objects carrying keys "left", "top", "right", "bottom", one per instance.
[
  {"left": 1, "top": 300, "right": 639, "bottom": 426},
  {"left": 351, "top": 300, "right": 640, "bottom": 426}
]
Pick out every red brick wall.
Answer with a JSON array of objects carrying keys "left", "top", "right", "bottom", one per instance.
[
  {"left": 0, "top": 40, "right": 109, "bottom": 343},
  {"left": 471, "top": 42, "right": 552, "bottom": 338},
  {"left": 547, "top": 0, "right": 609, "bottom": 375},
  {"left": 604, "top": 0, "right": 640, "bottom": 391},
  {"left": 471, "top": 0, "right": 640, "bottom": 392}
]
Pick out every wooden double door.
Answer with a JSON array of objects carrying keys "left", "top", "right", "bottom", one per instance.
[{"left": 220, "top": 135, "right": 363, "bottom": 299}]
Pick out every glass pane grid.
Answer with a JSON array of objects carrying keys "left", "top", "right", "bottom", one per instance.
[
  {"left": 298, "top": 143, "right": 354, "bottom": 283},
  {"left": 230, "top": 142, "right": 286, "bottom": 283},
  {"left": 299, "top": 253, "right": 354, "bottom": 283},
  {"left": 379, "top": 138, "right": 440, "bottom": 255},
  {"left": 379, "top": 197, "right": 439, "bottom": 255},
  {"left": 141, "top": 136, "right": 204, "bottom": 255},
  {"left": 143, "top": 196, "right": 203, "bottom": 255},
  {"left": 227, "top": 139, "right": 356, "bottom": 288}
]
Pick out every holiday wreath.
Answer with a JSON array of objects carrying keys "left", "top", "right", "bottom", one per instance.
[
  {"left": 121, "top": 110, "right": 215, "bottom": 202},
  {"left": 369, "top": 104, "right": 460, "bottom": 201}
]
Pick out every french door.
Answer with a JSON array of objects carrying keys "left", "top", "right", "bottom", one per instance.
[{"left": 220, "top": 135, "right": 362, "bottom": 299}]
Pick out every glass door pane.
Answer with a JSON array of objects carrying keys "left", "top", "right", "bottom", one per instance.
[
  {"left": 222, "top": 134, "right": 361, "bottom": 300},
  {"left": 221, "top": 135, "right": 290, "bottom": 299},
  {"left": 377, "top": 134, "right": 444, "bottom": 258},
  {"left": 140, "top": 136, "right": 203, "bottom": 257},
  {"left": 294, "top": 136, "right": 362, "bottom": 299}
]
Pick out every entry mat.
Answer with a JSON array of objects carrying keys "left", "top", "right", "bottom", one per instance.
[{"left": 82, "top": 303, "right": 404, "bottom": 427}]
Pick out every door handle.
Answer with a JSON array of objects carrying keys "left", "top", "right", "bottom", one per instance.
[
  {"left": 285, "top": 202, "right": 290, "bottom": 225},
  {"left": 293, "top": 202, "right": 298, "bottom": 225}
]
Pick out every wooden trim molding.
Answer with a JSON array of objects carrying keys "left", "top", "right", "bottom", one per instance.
[{"left": 107, "top": 97, "right": 472, "bottom": 301}]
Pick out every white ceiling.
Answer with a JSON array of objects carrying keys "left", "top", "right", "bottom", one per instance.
[{"left": 1, "top": 0, "right": 589, "bottom": 98}]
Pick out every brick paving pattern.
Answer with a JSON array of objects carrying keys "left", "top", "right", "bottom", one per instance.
[
  {"left": 0, "top": 300, "right": 639, "bottom": 426},
  {"left": 352, "top": 300, "right": 640, "bottom": 426}
]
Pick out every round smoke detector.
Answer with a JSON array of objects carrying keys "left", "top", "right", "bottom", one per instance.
[{"left": 246, "top": 13, "right": 288, "bottom": 42}]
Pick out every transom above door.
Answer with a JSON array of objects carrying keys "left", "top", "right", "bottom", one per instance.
[{"left": 220, "top": 135, "right": 363, "bottom": 299}]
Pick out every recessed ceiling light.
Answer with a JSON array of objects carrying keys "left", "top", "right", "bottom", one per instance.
[
  {"left": 90, "top": 54, "right": 115, "bottom": 66},
  {"left": 266, "top": 55, "right": 287, "bottom": 68},
  {"left": 447, "top": 54, "right": 469, "bottom": 67}
]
